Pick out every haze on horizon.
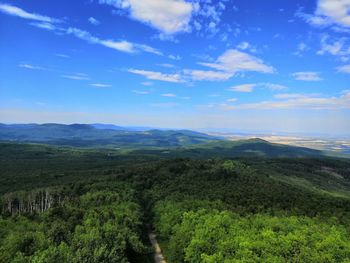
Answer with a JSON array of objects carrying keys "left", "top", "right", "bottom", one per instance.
[{"left": 0, "top": 0, "right": 349, "bottom": 136}]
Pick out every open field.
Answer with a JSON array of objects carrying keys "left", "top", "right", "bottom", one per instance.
[{"left": 209, "top": 133, "right": 350, "bottom": 155}]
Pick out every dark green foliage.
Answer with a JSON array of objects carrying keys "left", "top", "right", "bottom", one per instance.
[{"left": 1, "top": 142, "right": 350, "bottom": 262}]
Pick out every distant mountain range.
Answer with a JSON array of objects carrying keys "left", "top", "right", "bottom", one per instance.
[
  {"left": 0, "top": 123, "right": 220, "bottom": 148},
  {"left": 0, "top": 123, "right": 348, "bottom": 158}
]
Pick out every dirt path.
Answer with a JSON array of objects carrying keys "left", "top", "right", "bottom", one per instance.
[{"left": 148, "top": 232, "right": 167, "bottom": 263}]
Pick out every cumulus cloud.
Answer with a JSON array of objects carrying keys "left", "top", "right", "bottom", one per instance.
[
  {"left": 128, "top": 69, "right": 183, "bottom": 83},
  {"left": 297, "top": 0, "right": 350, "bottom": 30},
  {"left": 292, "top": 72, "right": 322, "bottom": 81},
  {"left": 199, "top": 49, "right": 274, "bottom": 75},
  {"left": 99, "top": 0, "right": 194, "bottom": 34},
  {"left": 98, "top": 0, "right": 227, "bottom": 37},
  {"left": 317, "top": 0, "right": 350, "bottom": 27},
  {"left": 131, "top": 49, "right": 276, "bottom": 83},
  {"left": 183, "top": 49, "right": 274, "bottom": 82}
]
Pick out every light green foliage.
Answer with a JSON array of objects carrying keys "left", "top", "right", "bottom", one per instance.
[
  {"left": 157, "top": 208, "right": 350, "bottom": 263},
  {"left": 0, "top": 183, "right": 149, "bottom": 263}
]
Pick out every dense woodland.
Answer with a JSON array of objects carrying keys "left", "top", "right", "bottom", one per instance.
[{"left": 1, "top": 142, "right": 350, "bottom": 262}]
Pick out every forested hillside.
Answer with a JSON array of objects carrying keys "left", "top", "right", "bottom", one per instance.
[
  {"left": 0, "top": 123, "right": 219, "bottom": 148},
  {"left": 1, "top": 142, "right": 350, "bottom": 262}
]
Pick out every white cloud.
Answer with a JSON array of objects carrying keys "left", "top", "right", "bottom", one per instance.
[
  {"left": 292, "top": 72, "right": 322, "bottom": 81},
  {"left": 132, "top": 90, "right": 150, "bottom": 95},
  {"left": 134, "top": 44, "right": 163, "bottom": 55},
  {"left": 30, "top": 22, "right": 58, "bottom": 31},
  {"left": 317, "top": 0, "right": 350, "bottom": 28},
  {"left": 100, "top": 0, "right": 194, "bottom": 34},
  {"left": 141, "top": 81, "right": 153, "bottom": 86},
  {"left": 99, "top": 39, "right": 135, "bottom": 53},
  {"left": 274, "top": 93, "right": 308, "bottom": 99},
  {"left": 262, "top": 83, "right": 288, "bottom": 91},
  {"left": 55, "top": 54, "right": 70, "bottom": 58},
  {"left": 168, "top": 54, "right": 181, "bottom": 60},
  {"left": 184, "top": 49, "right": 273, "bottom": 82},
  {"left": 298, "top": 42, "right": 307, "bottom": 51},
  {"left": 99, "top": 0, "right": 227, "bottom": 37},
  {"left": 221, "top": 91, "right": 350, "bottom": 110},
  {"left": 0, "top": 3, "right": 162, "bottom": 56},
  {"left": 293, "top": 42, "right": 309, "bottom": 56},
  {"left": 66, "top": 27, "right": 162, "bottom": 55},
  {"left": 66, "top": 27, "right": 99, "bottom": 42},
  {"left": 184, "top": 69, "right": 232, "bottom": 81},
  {"left": 236, "top": 42, "right": 257, "bottom": 53},
  {"left": 236, "top": 41, "right": 250, "bottom": 50},
  {"left": 227, "top": 83, "right": 287, "bottom": 93},
  {"left": 0, "top": 3, "right": 61, "bottom": 23},
  {"left": 199, "top": 49, "right": 274, "bottom": 75},
  {"left": 158, "top": 63, "right": 175, "bottom": 68},
  {"left": 297, "top": 0, "right": 350, "bottom": 30},
  {"left": 337, "top": 64, "right": 350, "bottom": 73},
  {"left": 18, "top": 64, "right": 45, "bottom": 70},
  {"left": 89, "top": 83, "right": 112, "bottom": 88},
  {"left": 128, "top": 69, "right": 183, "bottom": 83},
  {"left": 162, "top": 93, "right": 176, "bottom": 97},
  {"left": 229, "top": 84, "right": 256, "bottom": 93},
  {"left": 63, "top": 74, "right": 90, "bottom": 80},
  {"left": 88, "top": 17, "right": 100, "bottom": 25},
  {"left": 194, "top": 1, "right": 226, "bottom": 36},
  {"left": 317, "top": 35, "right": 350, "bottom": 57},
  {"left": 226, "top": 98, "right": 237, "bottom": 102}
]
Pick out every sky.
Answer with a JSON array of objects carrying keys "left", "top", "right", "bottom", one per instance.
[{"left": 0, "top": 0, "right": 350, "bottom": 136}]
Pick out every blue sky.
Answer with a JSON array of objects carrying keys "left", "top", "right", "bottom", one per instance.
[{"left": 0, "top": 0, "right": 349, "bottom": 135}]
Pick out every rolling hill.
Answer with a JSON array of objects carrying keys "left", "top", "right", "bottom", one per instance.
[{"left": 0, "top": 123, "right": 221, "bottom": 148}]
